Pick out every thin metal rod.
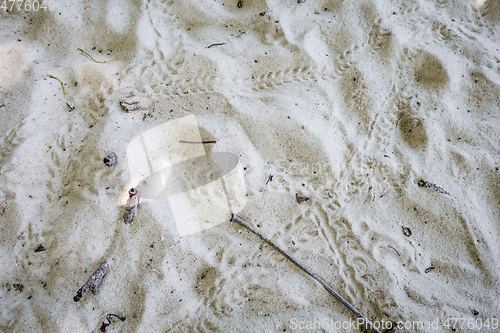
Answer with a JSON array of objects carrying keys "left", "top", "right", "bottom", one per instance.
[{"left": 231, "top": 214, "right": 383, "bottom": 333}]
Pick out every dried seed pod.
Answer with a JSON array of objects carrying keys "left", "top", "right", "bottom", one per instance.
[
  {"left": 74, "top": 262, "right": 109, "bottom": 302},
  {"left": 124, "top": 188, "right": 139, "bottom": 224},
  {"left": 103, "top": 152, "right": 117, "bottom": 166}
]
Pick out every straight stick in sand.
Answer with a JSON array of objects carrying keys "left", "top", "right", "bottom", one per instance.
[{"left": 231, "top": 214, "right": 384, "bottom": 333}]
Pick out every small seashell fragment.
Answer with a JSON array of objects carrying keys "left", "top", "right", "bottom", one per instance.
[
  {"left": 103, "top": 152, "right": 117, "bottom": 166},
  {"left": 124, "top": 188, "right": 139, "bottom": 224}
]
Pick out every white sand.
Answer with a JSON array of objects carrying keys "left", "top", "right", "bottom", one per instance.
[{"left": 1, "top": 0, "right": 499, "bottom": 332}]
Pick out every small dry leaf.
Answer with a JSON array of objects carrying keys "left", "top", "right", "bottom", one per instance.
[{"left": 295, "top": 193, "right": 309, "bottom": 204}]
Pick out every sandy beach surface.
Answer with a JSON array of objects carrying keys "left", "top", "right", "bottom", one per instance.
[{"left": 1, "top": 0, "right": 499, "bottom": 332}]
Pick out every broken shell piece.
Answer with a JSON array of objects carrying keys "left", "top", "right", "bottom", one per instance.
[
  {"left": 124, "top": 188, "right": 139, "bottom": 224},
  {"left": 74, "top": 261, "right": 109, "bottom": 302},
  {"left": 103, "top": 152, "right": 117, "bottom": 166},
  {"left": 295, "top": 193, "right": 309, "bottom": 204}
]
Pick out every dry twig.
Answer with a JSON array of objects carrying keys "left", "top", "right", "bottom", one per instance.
[
  {"left": 74, "top": 262, "right": 109, "bottom": 302},
  {"left": 43, "top": 75, "right": 66, "bottom": 95},
  {"left": 230, "top": 215, "right": 384, "bottom": 333},
  {"left": 78, "top": 48, "right": 115, "bottom": 63}
]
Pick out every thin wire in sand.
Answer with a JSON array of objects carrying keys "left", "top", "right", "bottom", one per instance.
[{"left": 231, "top": 214, "right": 384, "bottom": 333}]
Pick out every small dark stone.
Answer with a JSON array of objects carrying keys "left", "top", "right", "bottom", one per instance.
[
  {"left": 103, "top": 152, "right": 117, "bottom": 166},
  {"left": 13, "top": 284, "right": 24, "bottom": 292},
  {"left": 425, "top": 266, "right": 435, "bottom": 273},
  {"left": 34, "top": 244, "right": 45, "bottom": 252}
]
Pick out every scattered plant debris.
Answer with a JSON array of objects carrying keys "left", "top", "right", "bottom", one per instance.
[
  {"left": 207, "top": 43, "right": 226, "bottom": 48},
  {"left": 13, "top": 284, "right": 23, "bottom": 292},
  {"left": 43, "top": 74, "right": 66, "bottom": 95},
  {"left": 266, "top": 174, "right": 273, "bottom": 185},
  {"left": 231, "top": 214, "right": 384, "bottom": 333},
  {"left": 66, "top": 102, "right": 75, "bottom": 111},
  {"left": 179, "top": 140, "right": 217, "bottom": 144},
  {"left": 74, "top": 262, "right": 109, "bottom": 302},
  {"left": 418, "top": 180, "right": 450, "bottom": 195},
  {"left": 124, "top": 188, "right": 139, "bottom": 224},
  {"left": 120, "top": 101, "right": 141, "bottom": 112},
  {"left": 425, "top": 266, "right": 435, "bottom": 273},
  {"left": 78, "top": 48, "right": 115, "bottom": 63},
  {"left": 100, "top": 314, "right": 126, "bottom": 332},
  {"left": 295, "top": 193, "right": 309, "bottom": 204},
  {"left": 388, "top": 245, "right": 400, "bottom": 256},
  {"left": 103, "top": 152, "right": 118, "bottom": 166}
]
